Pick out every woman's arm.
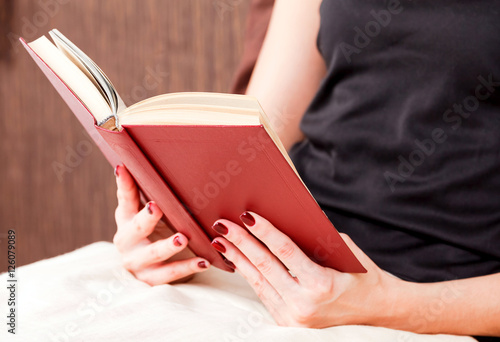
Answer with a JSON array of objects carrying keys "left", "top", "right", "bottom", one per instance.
[
  {"left": 388, "top": 272, "right": 500, "bottom": 336},
  {"left": 211, "top": 212, "right": 500, "bottom": 337},
  {"left": 241, "top": 0, "right": 500, "bottom": 337},
  {"left": 246, "top": 0, "right": 326, "bottom": 151}
]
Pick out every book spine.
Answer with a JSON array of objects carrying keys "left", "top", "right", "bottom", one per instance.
[{"left": 96, "top": 125, "right": 232, "bottom": 272}]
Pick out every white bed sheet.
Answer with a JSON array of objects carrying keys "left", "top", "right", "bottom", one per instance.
[{"left": 0, "top": 242, "right": 477, "bottom": 342}]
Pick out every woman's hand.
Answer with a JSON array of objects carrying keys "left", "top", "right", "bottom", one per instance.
[
  {"left": 211, "top": 212, "right": 500, "bottom": 336},
  {"left": 210, "top": 211, "right": 401, "bottom": 328},
  {"left": 113, "top": 165, "right": 210, "bottom": 285}
]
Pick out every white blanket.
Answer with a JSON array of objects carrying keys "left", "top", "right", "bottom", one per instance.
[{"left": 0, "top": 242, "right": 476, "bottom": 342}]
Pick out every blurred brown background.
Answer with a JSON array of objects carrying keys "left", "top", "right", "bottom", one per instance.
[{"left": 0, "top": 0, "right": 250, "bottom": 271}]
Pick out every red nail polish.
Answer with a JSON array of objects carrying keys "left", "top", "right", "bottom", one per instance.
[
  {"left": 212, "top": 222, "right": 228, "bottom": 235},
  {"left": 146, "top": 202, "right": 153, "bottom": 215},
  {"left": 211, "top": 240, "right": 226, "bottom": 253},
  {"left": 224, "top": 259, "right": 236, "bottom": 269},
  {"left": 240, "top": 212, "right": 255, "bottom": 226},
  {"left": 198, "top": 261, "right": 208, "bottom": 269},
  {"left": 173, "top": 236, "right": 182, "bottom": 247},
  {"left": 114, "top": 165, "right": 120, "bottom": 177}
]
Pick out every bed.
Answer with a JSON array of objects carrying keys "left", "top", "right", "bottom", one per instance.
[{"left": 0, "top": 242, "right": 477, "bottom": 341}]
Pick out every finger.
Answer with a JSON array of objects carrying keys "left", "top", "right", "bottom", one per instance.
[
  {"left": 115, "top": 165, "right": 141, "bottom": 225},
  {"left": 134, "top": 257, "right": 210, "bottom": 286},
  {"left": 238, "top": 211, "right": 324, "bottom": 285},
  {"left": 114, "top": 201, "right": 163, "bottom": 250},
  {"left": 212, "top": 220, "right": 300, "bottom": 298},
  {"left": 211, "top": 237, "right": 289, "bottom": 323},
  {"left": 122, "top": 233, "right": 189, "bottom": 271}
]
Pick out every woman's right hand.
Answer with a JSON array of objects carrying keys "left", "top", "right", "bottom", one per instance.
[{"left": 113, "top": 165, "right": 210, "bottom": 285}]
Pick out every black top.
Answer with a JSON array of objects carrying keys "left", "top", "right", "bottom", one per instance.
[
  {"left": 289, "top": 3, "right": 500, "bottom": 339},
  {"left": 290, "top": 0, "right": 500, "bottom": 284}
]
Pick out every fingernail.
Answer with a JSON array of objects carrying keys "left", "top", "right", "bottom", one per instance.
[
  {"left": 224, "top": 259, "right": 236, "bottom": 269},
  {"left": 114, "top": 165, "right": 120, "bottom": 177},
  {"left": 146, "top": 202, "right": 154, "bottom": 215},
  {"left": 212, "top": 222, "right": 228, "bottom": 235},
  {"left": 211, "top": 240, "right": 226, "bottom": 253},
  {"left": 173, "top": 235, "right": 182, "bottom": 247},
  {"left": 198, "top": 260, "right": 208, "bottom": 269},
  {"left": 240, "top": 212, "right": 255, "bottom": 226}
]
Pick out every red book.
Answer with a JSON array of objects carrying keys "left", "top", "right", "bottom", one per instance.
[{"left": 21, "top": 30, "right": 366, "bottom": 273}]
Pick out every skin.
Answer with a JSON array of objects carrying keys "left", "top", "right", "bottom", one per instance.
[
  {"left": 113, "top": 0, "right": 500, "bottom": 337},
  {"left": 245, "top": 0, "right": 326, "bottom": 150},
  {"left": 113, "top": 165, "right": 210, "bottom": 285},
  {"left": 213, "top": 213, "right": 500, "bottom": 336}
]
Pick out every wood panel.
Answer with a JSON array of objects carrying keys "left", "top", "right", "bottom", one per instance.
[{"left": 0, "top": 0, "right": 250, "bottom": 271}]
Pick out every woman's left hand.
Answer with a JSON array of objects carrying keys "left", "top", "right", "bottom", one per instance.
[{"left": 210, "top": 211, "right": 400, "bottom": 328}]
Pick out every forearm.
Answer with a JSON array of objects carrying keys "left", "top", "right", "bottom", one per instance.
[{"left": 378, "top": 272, "right": 500, "bottom": 336}]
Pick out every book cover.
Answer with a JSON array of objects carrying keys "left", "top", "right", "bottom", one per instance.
[{"left": 21, "top": 35, "right": 366, "bottom": 273}]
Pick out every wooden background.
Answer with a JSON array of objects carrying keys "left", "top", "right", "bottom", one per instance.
[{"left": 0, "top": 0, "right": 249, "bottom": 271}]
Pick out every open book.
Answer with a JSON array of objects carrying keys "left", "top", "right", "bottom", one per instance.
[{"left": 22, "top": 29, "right": 365, "bottom": 273}]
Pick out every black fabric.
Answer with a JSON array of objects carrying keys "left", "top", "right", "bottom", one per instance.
[{"left": 289, "top": 1, "right": 500, "bottom": 339}]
